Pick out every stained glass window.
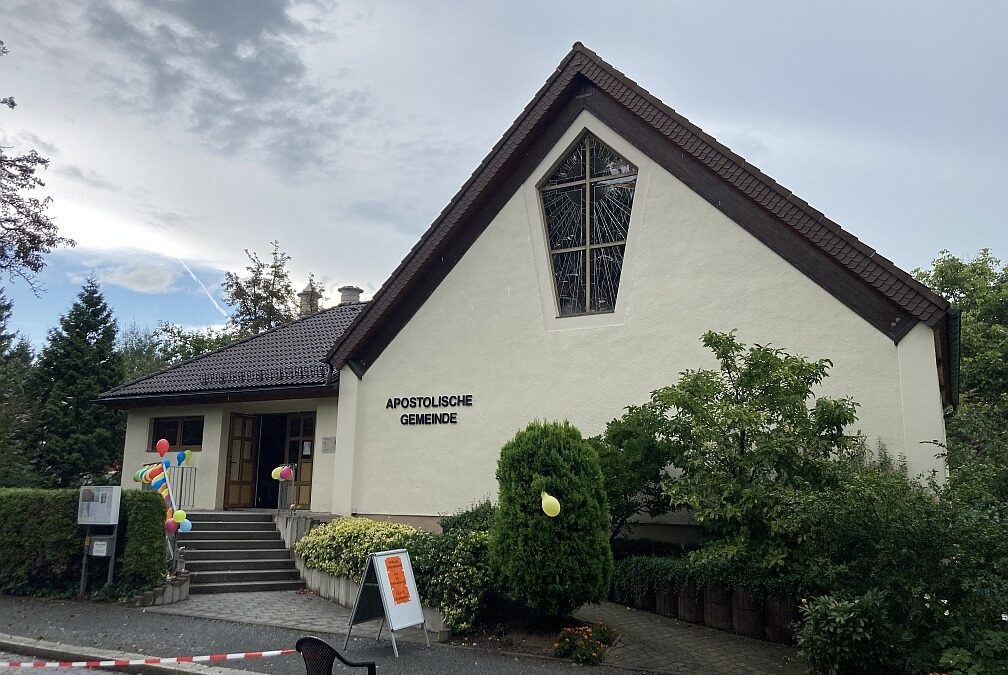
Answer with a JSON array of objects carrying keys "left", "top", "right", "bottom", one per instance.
[{"left": 540, "top": 133, "right": 636, "bottom": 316}]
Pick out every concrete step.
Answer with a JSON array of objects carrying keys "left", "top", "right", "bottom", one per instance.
[
  {"left": 177, "top": 530, "right": 281, "bottom": 541},
  {"left": 187, "top": 558, "right": 297, "bottom": 572},
  {"left": 190, "top": 569, "right": 301, "bottom": 584},
  {"left": 190, "top": 579, "right": 304, "bottom": 594},
  {"left": 182, "top": 548, "right": 293, "bottom": 561},
  {"left": 183, "top": 520, "right": 279, "bottom": 532},
  {"left": 187, "top": 512, "right": 274, "bottom": 522},
  {"left": 179, "top": 539, "right": 287, "bottom": 551}
]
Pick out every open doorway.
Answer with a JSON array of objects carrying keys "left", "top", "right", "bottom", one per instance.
[
  {"left": 224, "top": 411, "right": 316, "bottom": 509},
  {"left": 256, "top": 415, "right": 287, "bottom": 508}
]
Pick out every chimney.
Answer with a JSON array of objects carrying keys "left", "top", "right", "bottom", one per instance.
[
  {"left": 338, "top": 285, "right": 363, "bottom": 305},
  {"left": 298, "top": 284, "right": 322, "bottom": 317}
]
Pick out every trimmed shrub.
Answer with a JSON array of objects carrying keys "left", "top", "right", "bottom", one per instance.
[
  {"left": 114, "top": 491, "right": 169, "bottom": 596},
  {"left": 414, "top": 530, "right": 492, "bottom": 633},
  {"left": 438, "top": 499, "right": 496, "bottom": 535},
  {"left": 489, "top": 421, "right": 612, "bottom": 616},
  {"left": 0, "top": 487, "right": 166, "bottom": 598},
  {"left": 294, "top": 516, "right": 426, "bottom": 579},
  {"left": 796, "top": 591, "right": 905, "bottom": 674}
]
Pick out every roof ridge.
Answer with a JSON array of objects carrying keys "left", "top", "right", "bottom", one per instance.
[
  {"left": 325, "top": 42, "right": 949, "bottom": 374},
  {"left": 103, "top": 301, "right": 368, "bottom": 397},
  {"left": 566, "top": 44, "right": 947, "bottom": 313}
]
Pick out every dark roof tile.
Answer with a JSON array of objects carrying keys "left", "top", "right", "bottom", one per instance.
[{"left": 102, "top": 302, "right": 367, "bottom": 400}]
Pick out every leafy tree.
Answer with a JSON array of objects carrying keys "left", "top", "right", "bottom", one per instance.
[
  {"left": 654, "top": 331, "right": 860, "bottom": 564},
  {"left": 117, "top": 323, "right": 167, "bottom": 383},
  {"left": 589, "top": 404, "right": 673, "bottom": 540},
  {"left": 33, "top": 279, "right": 124, "bottom": 486},
  {"left": 0, "top": 38, "right": 74, "bottom": 291},
  {"left": 489, "top": 420, "right": 612, "bottom": 617},
  {"left": 156, "top": 322, "right": 234, "bottom": 364},
  {"left": 221, "top": 241, "right": 297, "bottom": 335},
  {"left": 913, "top": 249, "right": 1008, "bottom": 405}
]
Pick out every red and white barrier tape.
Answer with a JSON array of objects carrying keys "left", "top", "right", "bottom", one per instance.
[{"left": 0, "top": 649, "right": 296, "bottom": 668}]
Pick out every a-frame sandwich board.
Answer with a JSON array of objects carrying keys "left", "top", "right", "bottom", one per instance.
[{"left": 344, "top": 549, "right": 429, "bottom": 657}]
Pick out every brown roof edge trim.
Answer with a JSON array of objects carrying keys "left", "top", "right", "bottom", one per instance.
[
  {"left": 99, "top": 385, "right": 338, "bottom": 409},
  {"left": 328, "top": 43, "right": 947, "bottom": 373},
  {"left": 322, "top": 48, "right": 583, "bottom": 368},
  {"left": 568, "top": 41, "right": 947, "bottom": 319}
]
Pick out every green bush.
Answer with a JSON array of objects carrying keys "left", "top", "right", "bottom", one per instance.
[
  {"left": 489, "top": 421, "right": 613, "bottom": 616},
  {"left": 414, "top": 530, "right": 492, "bottom": 633},
  {"left": 0, "top": 487, "right": 166, "bottom": 598},
  {"left": 296, "top": 515, "right": 494, "bottom": 634},
  {"left": 115, "top": 491, "right": 169, "bottom": 596},
  {"left": 796, "top": 591, "right": 906, "bottom": 674},
  {"left": 294, "top": 516, "right": 426, "bottom": 579},
  {"left": 438, "top": 499, "right": 496, "bottom": 535}
]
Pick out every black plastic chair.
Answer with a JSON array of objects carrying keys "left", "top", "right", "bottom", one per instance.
[{"left": 296, "top": 636, "right": 376, "bottom": 675}]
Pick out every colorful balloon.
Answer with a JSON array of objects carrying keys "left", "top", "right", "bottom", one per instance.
[
  {"left": 173, "top": 509, "right": 187, "bottom": 524},
  {"left": 279, "top": 466, "right": 293, "bottom": 481},
  {"left": 156, "top": 438, "right": 169, "bottom": 457},
  {"left": 184, "top": 449, "right": 192, "bottom": 464},
  {"left": 179, "top": 519, "right": 192, "bottom": 533},
  {"left": 176, "top": 451, "right": 186, "bottom": 466},
  {"left": 541, "top": 491, "right": 561, "bottom": 518},
  {"left": 162, "top": 459, "right": 171, "bottom": 470},
  {"left": 147, "top": 465, "right": 163, "bottom": 480},
  {"left": 133, "top": 469, "right": 145, "bottom": 483},
  {"left": 271, "top": 467, "right": 282, "bottom": 480},
  {"left": 164, "top": 518, "right": 178, "bottom": 534}
]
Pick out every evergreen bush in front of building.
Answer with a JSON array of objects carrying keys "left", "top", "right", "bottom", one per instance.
[
  {"left": 489, "top": 420, "right": 612, "bottom": 617},
  {"left": 0, "top": 487, "right": 166, "bottom": 597}
]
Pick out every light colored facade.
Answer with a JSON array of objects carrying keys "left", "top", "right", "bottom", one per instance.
[{"left": 110, "top": 44, "right": 954, "bottom": 527}]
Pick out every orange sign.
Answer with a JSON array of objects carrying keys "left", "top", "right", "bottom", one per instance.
[{"left": 384, "top": 555, "right": 411, "bottom": 605}]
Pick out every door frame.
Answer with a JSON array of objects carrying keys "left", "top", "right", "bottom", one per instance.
[{"left": 223, "top": 413, "right": 260, "bottom": 509}]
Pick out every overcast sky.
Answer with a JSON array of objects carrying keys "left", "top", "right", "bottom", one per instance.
[{"left": 2, "top": 0, "right": 1006, "bottom": 346}]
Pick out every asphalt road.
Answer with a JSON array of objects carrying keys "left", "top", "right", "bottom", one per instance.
[
  {"left": 0, "top": 596, "right": 637, "bottom": 675},
  {"left": 1, "top": 651, "right": 98, "bottom": 674}
]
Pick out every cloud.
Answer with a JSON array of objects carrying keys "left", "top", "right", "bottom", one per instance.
[
  {"left": 81, "top": 0, "right": 370, "bottom": 175},
  {"left": 64, "top": 252, "right": 182, "bottom": 294},
  {"left": 56, "top": 164, "right": 115, "bottom": 190}
]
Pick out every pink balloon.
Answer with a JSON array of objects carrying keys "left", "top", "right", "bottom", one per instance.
[
  {"left": 279, "top": 466, "right": 293, "bottom": 481},
  {"left": 156, "top": 438, "right": 169, "bottom": 457},
  {"left": 164, "top": 518, "right": 178, "bottom": 534}
]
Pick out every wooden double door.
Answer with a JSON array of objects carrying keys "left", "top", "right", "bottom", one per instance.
[{"left": 223, "top": 412, "right": 315, "bottom": 509}]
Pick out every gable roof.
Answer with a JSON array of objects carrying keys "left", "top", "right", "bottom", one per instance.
[
  {"left": 325, "top": 42, "right": 948, "bottom": 379},
  {"left": 100, "top": 301, "right": 367, "bottom": 406}
]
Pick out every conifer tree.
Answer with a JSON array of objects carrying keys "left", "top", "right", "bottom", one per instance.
[
  {"left": 0, "top": 290, "right": 40, "bottom": 486},
  {"left": 33, "top": 279, "right": 124, "bottom": 486}
]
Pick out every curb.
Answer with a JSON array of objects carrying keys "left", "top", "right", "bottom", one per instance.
[{"left": 0, "top": 633, "right": 273, "bottom": 675}]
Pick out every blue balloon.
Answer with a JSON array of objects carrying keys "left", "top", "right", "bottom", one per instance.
[
  {"left": 179, "top": 518, "right": 192, "bottom": 533},
  {"left": 162, "top": 459, "right": 171, "bottom": 470},
  {"left": 176, "top": 450, "right": 186, "bottom": 466}
]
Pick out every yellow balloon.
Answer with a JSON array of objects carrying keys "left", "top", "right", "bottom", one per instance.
[
  {"left": 173, "top": 509, "right": 187, "bottom": 524},
  {"left": 271, "top": 467, "right": 282, "bottom": 480},
  {"left": 184, "top": 449, "right": 193, "bottom": 464},
  {"left": 541, "top": 491, "right": 561, "bottom": 518}
]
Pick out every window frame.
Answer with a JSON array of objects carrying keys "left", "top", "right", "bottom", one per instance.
[
  {"left": 537, "top": 131, "right": 637, "bottom": 317},
  {"left": 148, "top": 415, "right": 205, "bottom": 453}
]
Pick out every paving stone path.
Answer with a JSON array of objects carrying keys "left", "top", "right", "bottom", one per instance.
[
  {"left": 152, "top": 591, "right": 805, "bottom": 674},
  {"left": 575, "top": 603, "right": 805, "bottom": 674}
]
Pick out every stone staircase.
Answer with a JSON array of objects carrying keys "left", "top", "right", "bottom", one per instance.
[{"left": 179, "top": 512, "right": 304, "bottom": 594}]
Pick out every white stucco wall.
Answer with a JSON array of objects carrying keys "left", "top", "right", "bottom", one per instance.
[
  {"left": 337, "top": 111, "right": 946, "bottom": 518},
  {"left": 119, "top": 396, "right": 339, "bottom": 510}
]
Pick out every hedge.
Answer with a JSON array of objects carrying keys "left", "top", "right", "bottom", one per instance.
[{"left": 0, "top": 488, "right": 167, "bottom": 598}]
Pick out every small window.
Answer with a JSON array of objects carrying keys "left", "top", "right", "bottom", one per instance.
[
  {"left": 540, "top": 132, "right": 637, "bottom": 316},
  {"left": 150, "top": 416, "right": 204, "bottom": 452}
]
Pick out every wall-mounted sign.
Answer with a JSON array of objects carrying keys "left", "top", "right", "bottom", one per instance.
[{"left": 386, "top": 394, "right": 473, "bottom": 426}]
